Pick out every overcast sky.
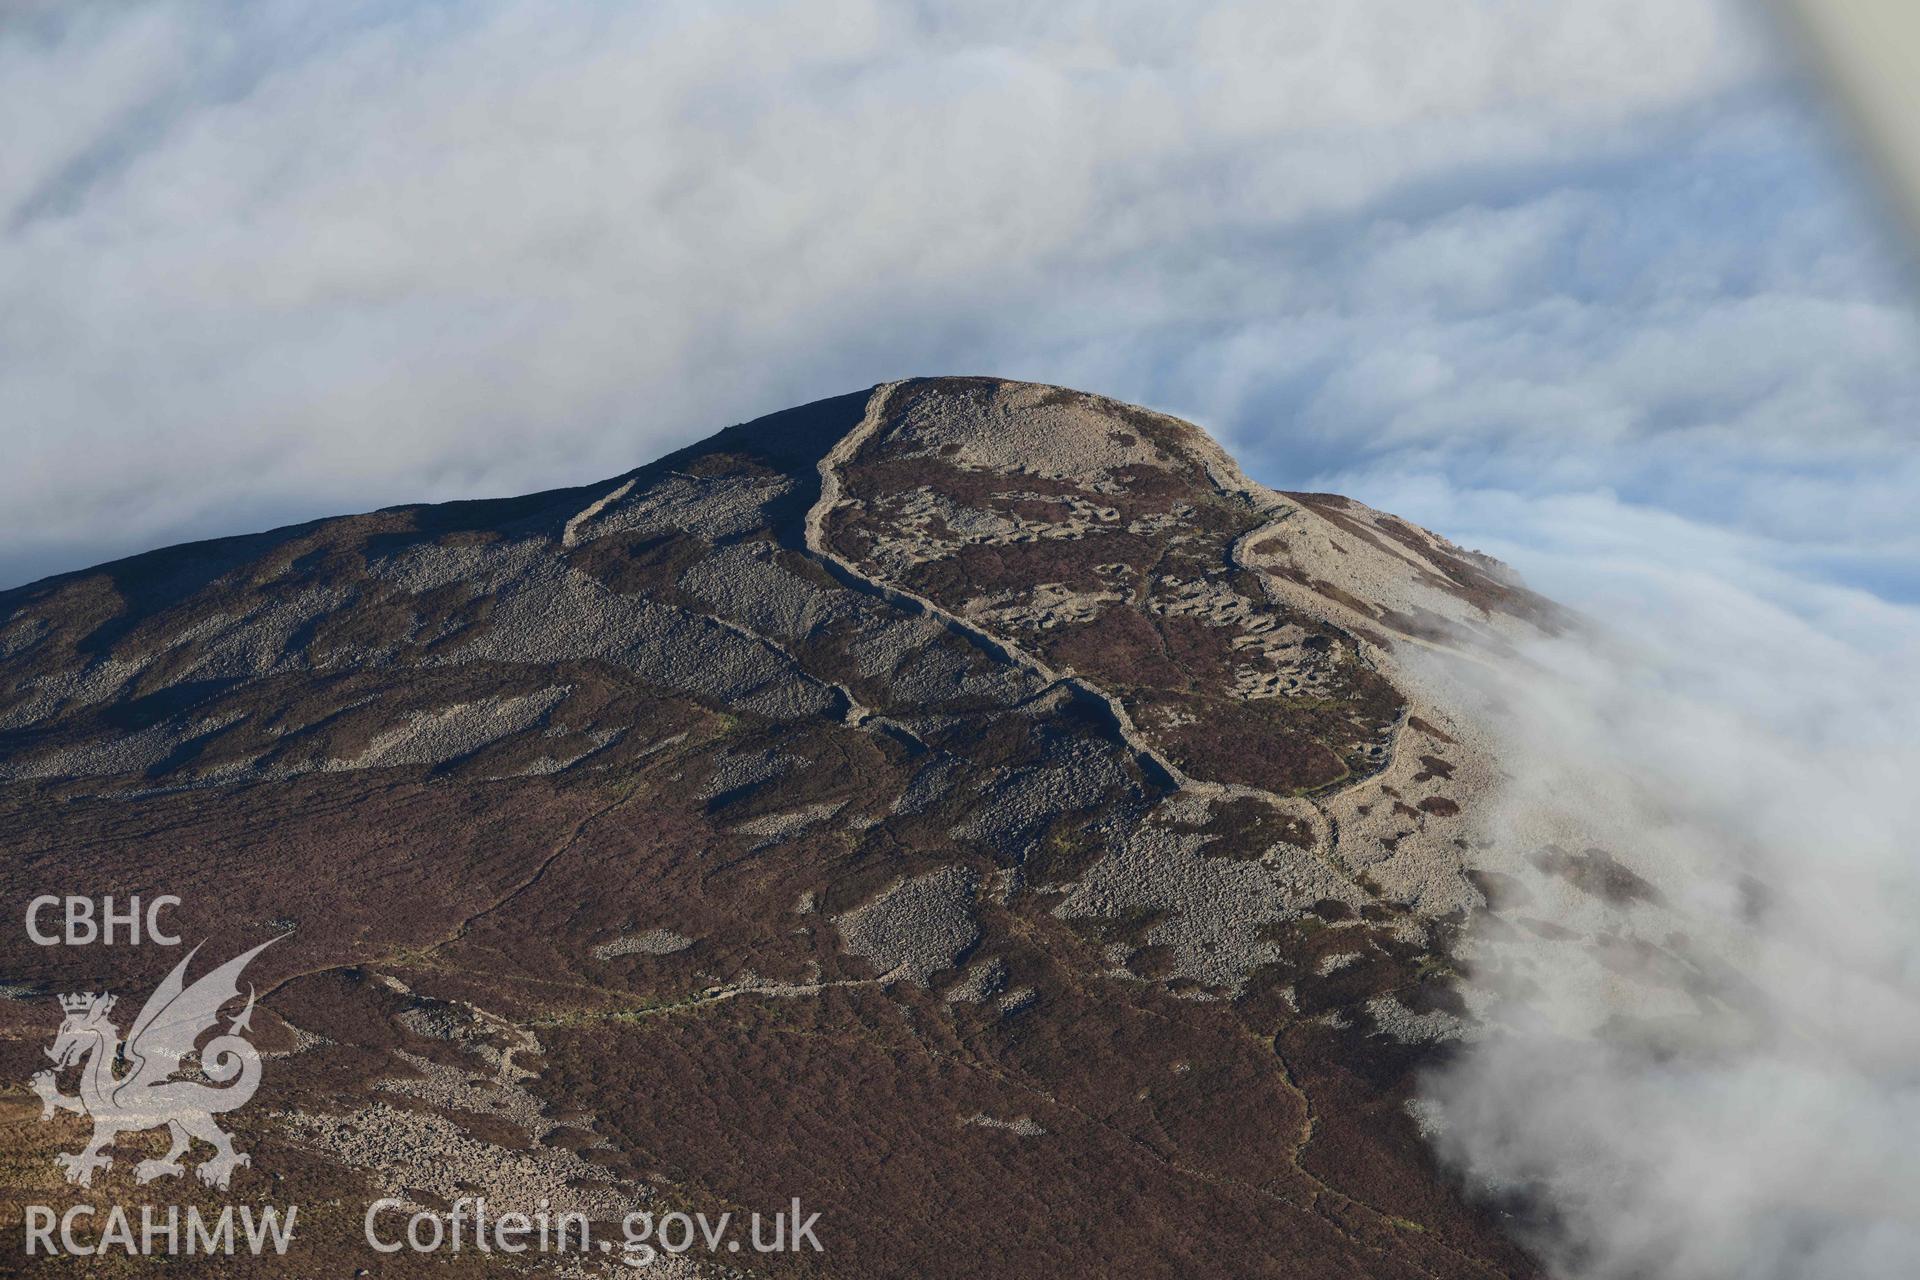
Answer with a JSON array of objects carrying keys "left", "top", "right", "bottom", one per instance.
[{"left": 5, "top": 0, "right": 1916, "bottom": 603}]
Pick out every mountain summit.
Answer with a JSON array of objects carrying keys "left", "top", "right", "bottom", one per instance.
[{"left": 0, "top": 379, "right": 1556, "bottom": 1276}]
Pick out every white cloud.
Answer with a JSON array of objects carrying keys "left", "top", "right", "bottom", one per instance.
[
  {"left": 1404, "top": 494, "right": 1920, "bottom": 1278},
  {"left": 0, "top": 0, "right": 1836, "bottom": 591}
]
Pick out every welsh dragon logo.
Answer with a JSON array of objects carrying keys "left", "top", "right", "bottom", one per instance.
[{"left": 30, "top": 937, "right": 281, "bottom": 1190}]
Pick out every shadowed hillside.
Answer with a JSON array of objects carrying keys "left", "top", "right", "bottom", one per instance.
[{"left": 0, "top": 378, "right": 1561, "bottom": 1278}]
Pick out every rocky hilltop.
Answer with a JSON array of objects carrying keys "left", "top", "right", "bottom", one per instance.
[{"left": 0, "top": 379, "right": 1559, "bottom": 1277}]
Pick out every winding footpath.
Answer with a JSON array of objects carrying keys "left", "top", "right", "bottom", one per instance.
[{"left": 799, "top": 381, "right": 1402, "bottom": 869}]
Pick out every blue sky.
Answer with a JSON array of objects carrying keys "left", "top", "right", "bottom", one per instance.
[{"left": 2, "top": 0, "right": 1916, "bottom": 609}]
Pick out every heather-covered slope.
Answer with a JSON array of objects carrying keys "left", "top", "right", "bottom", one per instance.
[{"left": 0, "top": 379, "right": 1557, "bottom": 1278}]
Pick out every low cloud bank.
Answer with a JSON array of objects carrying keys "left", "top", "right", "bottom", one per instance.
[{"left": 1412, "top": 496, "right": 1920, "bottom": 1279}]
